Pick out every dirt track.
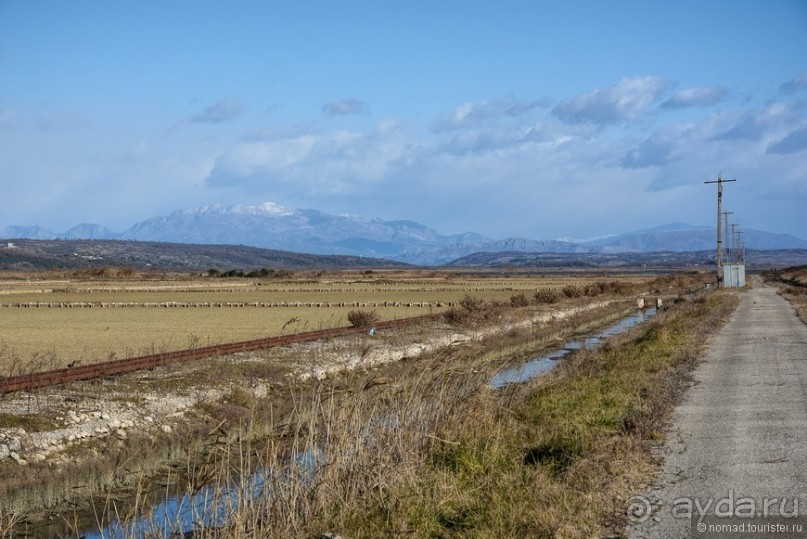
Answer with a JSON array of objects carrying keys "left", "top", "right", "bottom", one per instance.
[{"left": 628, "top": 280, "right": 807, "bottom": 537}]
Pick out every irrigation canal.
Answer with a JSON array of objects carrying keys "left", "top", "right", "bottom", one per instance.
[{"left": 63, "top": 305, "right": 660, "bottom": 538}]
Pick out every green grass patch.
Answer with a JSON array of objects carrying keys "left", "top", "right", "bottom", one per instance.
[{"left": 338, "top": 293, "right": 738, "bottom": 537}]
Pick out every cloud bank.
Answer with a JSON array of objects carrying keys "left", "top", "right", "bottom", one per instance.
[
  {"left": 661, "top": 86, "right": 728, "bottom": 109},
  {"left": 322, "top": 98, "right": 371, "bottom": 116},
  {"left": 191, "top": 98, "right": 247, "bottom": 124},
  {"left": 552, "top": 76, "right": 670, "bottom": 125}
]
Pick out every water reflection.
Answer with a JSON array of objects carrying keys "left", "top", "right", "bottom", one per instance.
[
  {"left": 72, "top": 307, "right": 658, "bottom": 536},
  {"left": 80, "top": 447, "right": 323, "bottom": 538},
  {"left": 490, "top": 307, "right": 657, "bottom": 389}
]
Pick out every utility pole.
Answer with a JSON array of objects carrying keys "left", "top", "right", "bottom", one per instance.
[
  {"left": 730, "top": 224, "right": 738, "bottom": 263},
  {"left": 705, "top": 174, "right": 737, "bottom": 288},
  {"left": 723, "top": 211, "right": 734, "bottom": 262}
]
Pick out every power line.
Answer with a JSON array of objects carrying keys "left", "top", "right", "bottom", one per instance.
[{"left": 704, "top": 174, "right": 737, "bottom": 288}]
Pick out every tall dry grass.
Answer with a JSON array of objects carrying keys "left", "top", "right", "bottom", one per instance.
[
  {"left": 0, "top": 274, "right": 719, "bottom": 537},
  {"left": 3, "top": 291, "right": 734, "bottom": 538}
]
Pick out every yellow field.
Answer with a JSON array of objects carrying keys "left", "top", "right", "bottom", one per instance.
[{"left": 0, "top": 272, "right": 646, "bottom": 375}]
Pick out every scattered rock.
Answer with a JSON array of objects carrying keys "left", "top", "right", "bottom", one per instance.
[{"left": 161, "top": 425, "right": 173, "bottom": 434}]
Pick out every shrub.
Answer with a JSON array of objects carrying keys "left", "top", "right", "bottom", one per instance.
[
  {"left": 459, "top": 295, "right": 484, "bottom": 312},
  {"left": 583, "top": 283, "right": 602, "bottom": 297},
  {"left": 562, "top": 285, "right": 582, "bottom": 298},
  {"left": 442, "top": 295, "right": 484, "bottom": 326},
  {"left": 443, "top": 306, "right": 470, "bottom": 325},
  {"left": 510, "top": 293, "right": 529, "bottom": 307},
  {"left": 347, "top": 309, "right": 379, "bottom": 328},
  {"left": 443, "top": 295, "right": 508, "bottom": 326},
  {"left": 534, "top": 290, "right": 561, "bottom": 304}
]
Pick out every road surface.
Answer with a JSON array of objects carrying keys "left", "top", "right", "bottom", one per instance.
[{"left": 628, "top": 280, "right": 807, "bottom": 538}]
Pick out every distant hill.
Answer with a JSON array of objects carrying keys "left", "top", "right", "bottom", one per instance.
[
  {"left": 63, "top": 223, "right": 121, "bottom": 240},
  {"left": 2, "top": 204, "right": 806, "bottom": 265},
  {"left": 446, "top": 249, "right": 807, "bottom": 269},
  {"left": 399, "top": 238, "right": 589, "bottom": 265},
  {"left": 585, "top": 223, "right": 807, "bottom": 252},
  {"left": 118, "top": 203, "right": 489, "bottom": 262},
  {"left": 0, "top": 239, "right": 410, "bottom": 271},
  {"left": 0, "top": 225, "right": 57, "bottom": 240}
]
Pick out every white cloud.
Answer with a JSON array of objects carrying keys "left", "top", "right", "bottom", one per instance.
[
  {"left": 8, "top": 75, "right": 801, "bottom": 240},
  {"left": 191, "top": 98, "right": 247, "bottom": 124},
  {"left": 661, "top": 86, "right": 728, "bottom": 109},
  {"left": 432, "top": 95, "right": 551, "bottom": 132},
  {"left": 779, "top": 72, "right": 807, "bottom": 94},
  {"left": 438, "top": 123, "right": 551, "bottom": 156},
  {"left": 322, "top": 98, "right": 371, "bottom": 116},
  {"left": 622, "top": 127, "right": 686, "bottom": 169},
  {"left": 553, "top": 76, "right": 670, "bottom": 125},
  {"left": 196, "top": 81, "right": 807, "bottom": 238},
  {"left": 767, "top": 126, "right": 807, "bottom": 154},
  {"left": 205, "top": 122, "right": 407, "bottom": 195},
  {"left": 711, "top": 101, "right": 799, "bottom": 141}
]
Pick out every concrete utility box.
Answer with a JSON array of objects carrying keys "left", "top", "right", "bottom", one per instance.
[{"left": 724, "top": 263, "right": 746, "bottom": 288}]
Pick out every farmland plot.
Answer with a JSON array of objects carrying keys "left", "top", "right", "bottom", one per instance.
[{"left": 0, "top": 273, "right": 646, "bottom": 375}]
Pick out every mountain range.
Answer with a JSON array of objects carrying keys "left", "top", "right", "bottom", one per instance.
[{"left": 2, "top": 202, "right": 806, "bottom": 266}]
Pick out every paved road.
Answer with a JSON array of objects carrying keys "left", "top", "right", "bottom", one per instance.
[{"left": 628, "top": 280, "right": 807, "bottom": 538}]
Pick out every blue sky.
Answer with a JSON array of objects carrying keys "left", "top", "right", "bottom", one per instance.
[{"left": 1, "top": 0, "right": 806, "bottom": 240}]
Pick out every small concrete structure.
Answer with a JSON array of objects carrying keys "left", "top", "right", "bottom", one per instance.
[{"left": 723, "top": 263, "right": 746, "bottom": 288}]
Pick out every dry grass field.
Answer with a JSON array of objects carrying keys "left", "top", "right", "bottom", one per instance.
[
  {"left": 766, "top": 265, "right": 807, "bottom": 324},
  {"left": 0, "top": 271, "right": 650, "bottom": 375}
]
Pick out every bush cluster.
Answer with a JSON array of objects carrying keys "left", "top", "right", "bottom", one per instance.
[
  {"left": 70, "top": 266, "right": 137, "bottom": 278},
  {"left": 443, "top": 295, "right": 507, "bottom": 326},
  {"left": 533, "top": 290, "right": 562, "bottom": 304},
  {"left": 347, "top": 309, "right": 379, "bottom": 328},
  {"left": 532, "top": 280, "right": 635, "bottom": 303},
  {"left": 510, "top": 293, "right": 530, "bottom": 307},
  {"left": 207, "top": 268, "right": 293, "bottom": 279}
]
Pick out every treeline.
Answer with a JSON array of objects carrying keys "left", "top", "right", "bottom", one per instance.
[{"left": 206, "top": 268, "right": 294, "bottom": 279}]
